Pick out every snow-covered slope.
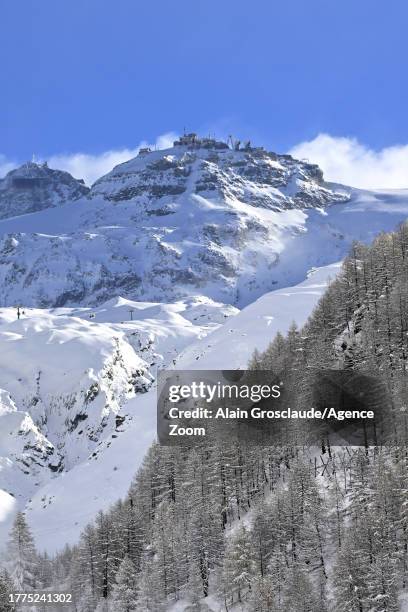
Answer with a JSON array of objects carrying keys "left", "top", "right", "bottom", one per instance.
[
  {"left": 0, "top": 161, "right": 89, "bottom": 220},
  {"left": 175, "top": 261, "right": 342, "bottom": 369},
  {"left": 0, "top": 312, "right": 153, "bottom": 501},
  {"left": 1, "top": 138, "right": 406, "bottom": 309},
  {"left": 55, "top": 295, "right": 237, "bottom": 369},
  {"left": 0, "top": 295, "right": 236, "bottom": 548},
  {"left": 0, "top": 263, "right": 340, "bottom": 553}
]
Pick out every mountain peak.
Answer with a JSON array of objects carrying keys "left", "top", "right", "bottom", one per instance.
[
  {"left": 0, "top": 138, "right": 406, "bottom": 311},
  {"left": 90, "top": 135, "right": 335, "bottom": 212},
  {"left": 0, "top": 161, "right": 89, "bottom": 220}
]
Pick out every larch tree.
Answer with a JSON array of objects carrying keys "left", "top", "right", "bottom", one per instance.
[
  {"left": 110, "top": 554, "right": 139, "bottom": 612},
  {"left": 6, "top": 512, "right": 38, "bottom": 591}
]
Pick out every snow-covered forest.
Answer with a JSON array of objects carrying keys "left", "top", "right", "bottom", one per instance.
[{"left": 2, "top": 222, "right": 408, "bottom": 611}]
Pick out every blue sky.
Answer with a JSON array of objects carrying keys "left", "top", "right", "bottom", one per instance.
[{"left": 2, "top": 0, "right": 408, "bottom": 188}]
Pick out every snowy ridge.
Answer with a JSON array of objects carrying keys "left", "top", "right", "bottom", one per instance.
[
  {"left": 0, "top": 295, "right": 237, "bottom": 547},
  {"left": 0, "top": 142, "right": 407, "bottom": 309},
  {"left": 57, "top": 295, "right": 238, "bottom": 369},
  {"left": 0, "top": 140, "right": 351, "bottom": 309},
  {"left": 0, "top": 312, "right": 153, "bottom": 501},
  {"left": 0, "top": 161, "right": 89, "bottom": 220}
]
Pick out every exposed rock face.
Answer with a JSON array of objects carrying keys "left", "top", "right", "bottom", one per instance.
[
  {"left": 0, "top": 161, "right": 89, "bottom": 220},
  {"left": 0, "top": 141, "right": 357, "bottom": 309},
  {"left": 90, "top": 143, "right": 339, "bottom": 209},
  {"left": 0, "top": 311, "right": 152, "bottom": 499},
  {"left": 0, "top": 138, "right": 407, "bottom": 311}
]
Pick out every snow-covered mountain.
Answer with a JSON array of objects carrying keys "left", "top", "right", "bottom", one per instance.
[
  {"left": 0, "top": 161, "right": 89, "bottom": 220},
  {"left": 1, "top": 134, "right": 408, "bottom": 554},
  {"left": 1, "top": 137, "right": 407, "bottom": 310},
  {"left": 0, "top": 136, "right": 381, "bottom": 309}
]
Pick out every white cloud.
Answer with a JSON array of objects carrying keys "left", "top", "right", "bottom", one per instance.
[
  {"left": 0, "top": 132, "right": 178, "bottom": 186},
  {"left": 289, "top": 134, "right": 408, "bottom": 190},
  {"left": 48, "top": 132, "right": 178, "bottom": 186},
  {"left": 47, "top": 149, "right": 141, "bottom": 186},
  {"left": 0, "top": 154, "right": 16, "bottom": 178},
  {"left": 2, "top": 132, "right": 407, "bottom": 190}
]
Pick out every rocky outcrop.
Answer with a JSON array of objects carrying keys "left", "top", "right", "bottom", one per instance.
[
  {"left": 0, "top": 161, "right": 89, "bottom": 219},
  {"left": 0, "top": 139, "right": 354, "bottom": 308}
]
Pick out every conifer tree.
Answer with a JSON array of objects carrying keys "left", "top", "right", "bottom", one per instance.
[
  {"left": 249, "top": 574, "right": 276, "bottom": 612},
  {"left": 110, "top": 554, "right": 139, "bottom": 612},
  {"left": 135, "top": 555, "right": 164, "bottom": 612},
  {"left": 333, "top": 528, "right": 370, "bottom": 612},
  {"left": 0, "top": 568, "right": 17, "bottom": 612},
  {"left": 6, "top": 512, "right": 38, "bottom": 591},
  {"left": 221, "top": 525, "right": 254, "bottom": 605},
  {"left": 283, "top": 563, "right": 319, "bottom": 612}
]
